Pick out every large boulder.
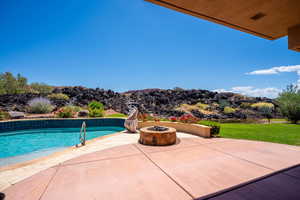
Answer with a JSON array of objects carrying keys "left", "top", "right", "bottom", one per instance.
[{"left": 8, "top": 111, "right": 25, "bottom": 119}]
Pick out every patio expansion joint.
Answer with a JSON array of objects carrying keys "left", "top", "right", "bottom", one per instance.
[
  {"left": 141, "top": 138, "right": 237, "bottom": 156},
  {"left": 61, "top": 138, "right": 206, "bottom": 167},
  {"left": 201, "top": 143, "right": 275, "bottom": 171},
  {"left": 60, "top": 151, "right": 143, "bottom": 167},
  {"left": 133, "top": 143, "right": 195, "bottom": 200},
  {"left": 142, "top": 144, "right": 203, "bottom": 155},
  {"left": 38, "top": 164, "right": 61, "bottom": 200}
]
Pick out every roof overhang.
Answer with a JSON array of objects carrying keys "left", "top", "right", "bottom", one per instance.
[{"left": 145, "top": 0, "right": 300, "bottom": 51}]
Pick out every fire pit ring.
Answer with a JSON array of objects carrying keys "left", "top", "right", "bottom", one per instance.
[{"left": 139, "top": 126, "right": 177, "bottom": 146}]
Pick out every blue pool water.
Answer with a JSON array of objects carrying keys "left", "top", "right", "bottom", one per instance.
[{"left": 0, "top": 126, "right": 124, "bottom": 159}]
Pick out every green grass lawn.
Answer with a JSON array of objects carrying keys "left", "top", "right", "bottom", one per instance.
[{"left": 220, "top": 123, "right": 300, "bottom": 146}]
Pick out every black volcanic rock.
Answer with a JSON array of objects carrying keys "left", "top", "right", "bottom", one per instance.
[
  {"left": 0, "top": 87, "right": 279, "bottom": 119},
  {"left": 191, "top": 110, "right": 205, "bottom": 118}
]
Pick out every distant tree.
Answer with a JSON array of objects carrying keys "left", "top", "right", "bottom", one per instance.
[
  {"left": 277, "top": 85, "right": 300, "bottom": 124},
  {"left": 261, "top": 106, "right": 273, "bottom": 123},
  {"left": 16, "top": 73, "right": 28, "bottom": 93},
  {"left": 0, "top": 72, "right": 18, "bottom": 94},
  {"left": 0, "top": 72, "right": 53, "bottom": 95},
  {"left": 251, "top": 102, "right": 274, "bottom": 123},
  {"left": 0, "top": 77, "right": 5, "bottom": 95}
]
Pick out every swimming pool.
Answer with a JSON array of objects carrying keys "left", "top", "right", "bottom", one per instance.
[
  {"left": 0, "top": 126, "right": 124, "bottom": 159},
  {"left": 0, "top": 126, "right": 124, "bottom": 166}
]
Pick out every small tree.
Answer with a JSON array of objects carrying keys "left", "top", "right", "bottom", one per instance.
[
  {"left": 16, "top": 73, "right": 28, "bottom": 93},
  {"left": 251, "top": 102, "right": 274, "bottom": 123},
  {"left": 277, "top": 85, "right": 300, "bottom": 124},
  {"left": 259, "top": 105, "right": 273, "bottom": 123}
]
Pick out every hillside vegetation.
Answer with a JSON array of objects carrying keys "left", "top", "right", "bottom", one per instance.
[{"left": 0, "top": 72, "right": 280, "bottom": 120}]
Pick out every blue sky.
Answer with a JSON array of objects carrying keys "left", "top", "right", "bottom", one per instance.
[{"left": 0, "top": 0, "right": 299, "bottom": 98}]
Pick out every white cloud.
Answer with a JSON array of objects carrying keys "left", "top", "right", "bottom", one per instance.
[
  {"left": 247, "top": 64, "right": 300, "bottom": 88},
  {"left": 247, "top": 65, "right": 300, "bottom": 75},
  {"left": 214, "top": 65, "right": 300, "bottom": 99},
  {"left": 214, "top": 86, "right": 281, "bottom": 98}
]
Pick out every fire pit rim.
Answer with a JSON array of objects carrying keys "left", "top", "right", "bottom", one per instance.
[{"left": 140, "top": 126, "right": 176, "bottom": 134}]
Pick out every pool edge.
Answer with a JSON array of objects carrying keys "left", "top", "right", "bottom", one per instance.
[{"left": 0, "top": 131, "right": 123, "bottom": 172}]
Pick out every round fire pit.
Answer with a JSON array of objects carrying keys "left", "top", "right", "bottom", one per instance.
[{"left": 139, "top": 126, "right": 177, "bottom": 146}]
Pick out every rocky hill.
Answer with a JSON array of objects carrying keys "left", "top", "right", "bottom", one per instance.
[{"left": 0, "top": 87, "right": 279, "bottom": 119}]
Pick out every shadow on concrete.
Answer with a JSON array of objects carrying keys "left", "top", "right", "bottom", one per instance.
[{"left": 197, "top": 165, "right": 300, "bottom": 200}]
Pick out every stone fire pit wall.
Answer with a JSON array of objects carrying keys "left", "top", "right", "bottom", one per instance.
[
  {"left": 139, "top": 126, "right": 177, "bottom": 146},
  {"left": 138, "top": 121, "right": 211, "bottom": 138}
]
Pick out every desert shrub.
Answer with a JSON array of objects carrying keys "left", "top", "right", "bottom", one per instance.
[
  {"left": 28, "top": 97, "right": 54, "bottom": 114},
  {"left": 30, "top": 82, "right": 53, "bottom": 94},
  {"left": 105, "top": 113, "right": 127, "bottom": 118},
  {"left": 67, "top": 105, "right": 81, "bottom": 112},
  {"left": 251, "top": 102, "right": 274, "bottom": 110},
  {"left": 277, "top": 85, "right": 300, "bottom": 124},
  {"left": 178, "top": 114, "right": 199, "bottom": 123},
  {"left": 56, "top": 106, "right": 78, "bottom": 118},
  {"left": 224, "top": 106, "right": 236, "bottom": 114},
  {"left": 48, "top": 93, "right": 70, "bottom": 101},
  {"left": 0, "top": 110, "right": 9, "bottom": 120},
  {"left": 240, "top": 102, "right": 252, "bottom": 109},
  {"left": 88, "top": 101, "right": 104, "bottom": 110},
  {"left": 198, "top": 120, "right": 221, "bottom": 137},
  {"left": 196, "top": 103, "right": 209, "bottom": 110},
  {"left": 219, "top": 99, "right": 230, "bottom": 110},
  {"left": 88, "top": 101, "right": 104, "bottom": 117},
  {"left": 89, "top": 109, "right": 104, "bottom": 117}
]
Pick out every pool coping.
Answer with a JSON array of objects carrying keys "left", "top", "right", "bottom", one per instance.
[
  {"left": 0, "top": 117, "right": 127, "bottom": 123},
  {"left": 0, "top": 130, "right": 123, "bottom": 172}
]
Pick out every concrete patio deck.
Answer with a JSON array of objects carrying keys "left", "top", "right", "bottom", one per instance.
[{"left": 2, "top": 136, "right": 300, "bottom": 200}]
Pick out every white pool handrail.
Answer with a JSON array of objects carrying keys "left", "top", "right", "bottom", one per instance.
[{"left": 78, "top": 121, "right": 87, "bottom": 146}]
